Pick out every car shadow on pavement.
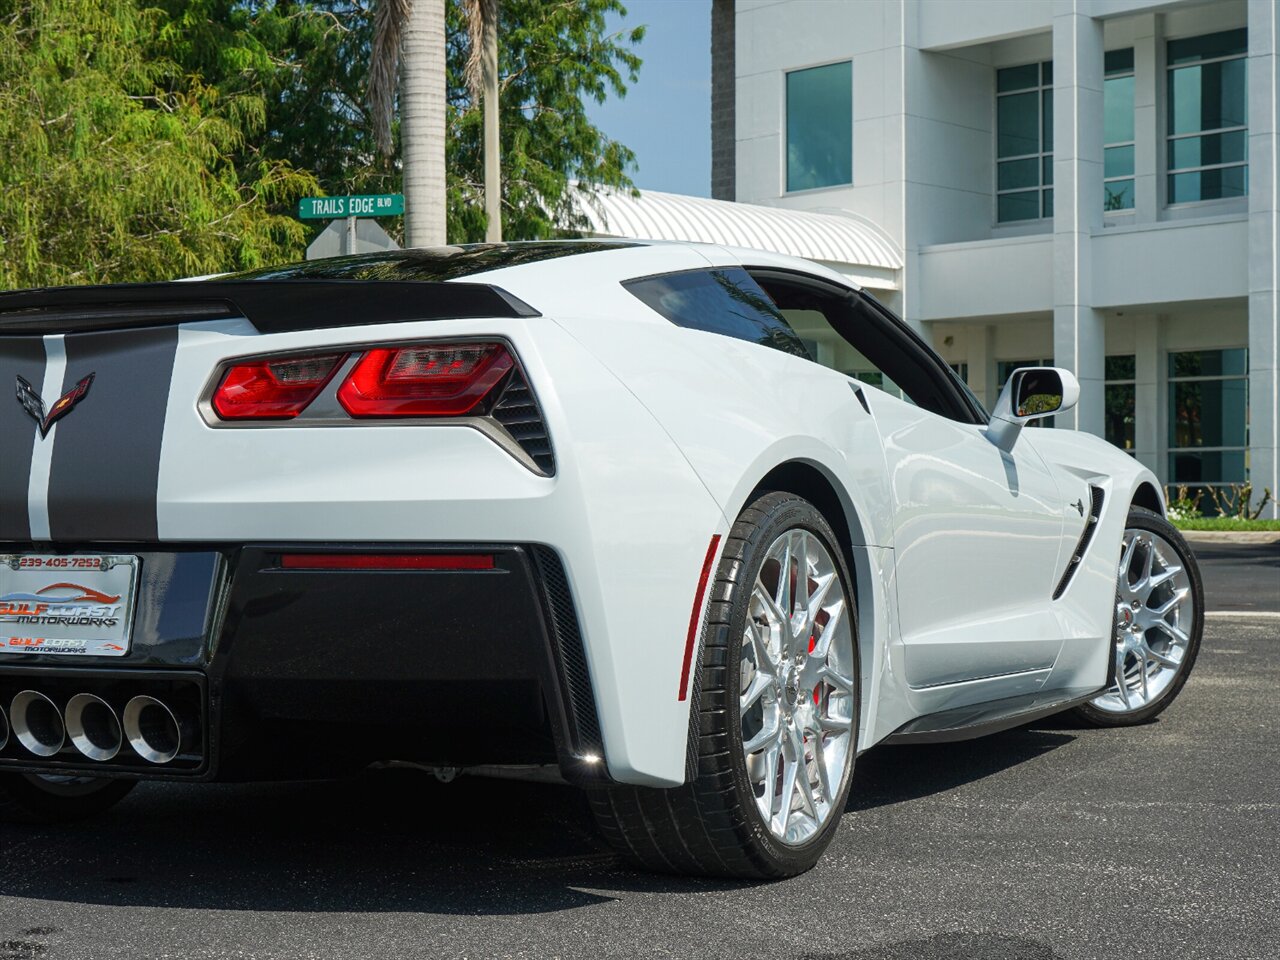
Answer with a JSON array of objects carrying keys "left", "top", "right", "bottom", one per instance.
[
  {"left": 848, "top": 728, "right": 1075, "bottom": 811},
  {"left": 0, "top": 729, "right": 1075, "bottom": 915}
]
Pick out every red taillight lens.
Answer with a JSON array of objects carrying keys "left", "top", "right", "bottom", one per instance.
[
  {"left": 336, "top": 342, "right": 514, "bottom": 418},
  {"left": 212, "top": 353, "right": 345, "bottom": 420}
]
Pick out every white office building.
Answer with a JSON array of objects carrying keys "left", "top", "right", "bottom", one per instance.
[{"left": 696, "top": 0, "right": 1278, "bottom": 517}]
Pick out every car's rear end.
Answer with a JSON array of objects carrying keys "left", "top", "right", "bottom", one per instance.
[{"left": 0, "top": 270, "right": 614, "bottom": 793}]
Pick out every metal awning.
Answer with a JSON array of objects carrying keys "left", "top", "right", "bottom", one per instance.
[{"left": 571, "top": 187, "right": 902, "bottom": 289}]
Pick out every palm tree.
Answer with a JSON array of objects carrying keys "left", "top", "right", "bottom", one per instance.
[
  {"left": 371, "top": 0, "right": 447, "bottom": 247},
  {"left": 371, "top": 0, "right": 502, "bottom": 247},
  {"left": 464, "top": 0, "right": 501, "bottom": 242}
]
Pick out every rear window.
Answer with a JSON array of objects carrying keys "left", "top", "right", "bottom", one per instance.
[{"left": 623, "top": 268, "right": 810, "bottom": 360}]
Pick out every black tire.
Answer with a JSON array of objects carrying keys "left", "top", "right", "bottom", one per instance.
[
  {"left": 1071, "top": 506, "right": 1204, "bottom": 727},
  {"left": 0, "top": 773, "right": 136, "bottom": 824},
  {"left": 589, "top": 491, "right": 859, "bottom": 879}
]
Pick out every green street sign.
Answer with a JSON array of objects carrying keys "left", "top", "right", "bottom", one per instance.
[{"left": 298, "top": 194, "right": 404, "bottom": 220}]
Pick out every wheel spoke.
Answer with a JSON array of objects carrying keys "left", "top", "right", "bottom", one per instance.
[
  {"left": 1153, "top": 620, "right": 1190, "bottom": 646},
  {"left": 743, "top": 721, "right": 780, "bottom": 755},
  {"left": 1143, "top": 643, "right": 1182, "bottom": 669},
  {"left": 820, "top": 665, "right": 855, "bottom": 693},
  {"left": 1148, "top": 564, "right": 1183, "bottom": 590},
  {"left": 773, "top": 752, "right": 799, "bottom": 836},
  {"left": 1113, "top": 647, "right": 1132, "bottom": 708},
  {"left": 807, "top": 596, "right": 844, "bottom": 665},
  {"left": 1118, "top": 535, "right": 1138, "bottom": 584},
  {"left": 1150, "top": 587, "right": 1189, "bottom": 618},
  {"left": 774, "top": 536, "right": 793, "bottom": 619},
  {"left": 746, "top": 619, "right": 778, "bottom": 675},
  {"left": 740, "top": 671, "right": 772, "bottom": 715},
  {"left": 1138, "top": 655, "right": 1150, "bottom": 700},
  {"left": 808, "top": 726, "right": 833, "bottom": 801}
]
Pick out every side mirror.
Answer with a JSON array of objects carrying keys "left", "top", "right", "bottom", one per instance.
[{"left": 987, "top": 366, "right": 1080, "bottom": 450}]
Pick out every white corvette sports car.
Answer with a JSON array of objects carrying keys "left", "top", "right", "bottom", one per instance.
[{"left": 0, "top": 240, "right": 1202, "bottom": 878}]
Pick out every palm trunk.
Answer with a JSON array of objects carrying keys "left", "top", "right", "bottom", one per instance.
[
  {"left": 482, "top": 22, "right": 501, "bottom": 242},
  {"left": 400, "top": 0, "right": 447, "bottom": 247}
]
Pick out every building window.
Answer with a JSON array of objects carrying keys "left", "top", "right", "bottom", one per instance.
[
  {"left": 1105, "top": 355, "right": 1136, "bottom": 451},
  {"left": 1167, "top": 29, "right": 1248, "bottom": 203},
  {"left": 786, "top": 61, "right": 852, "bottom": 192},
  {"left": 996, "top": 61, "right": 1053, "bottom": 222},
  {"left": 1168, "top": 348, "right": 1248, "bottom": 495},
  {"left": 1104, "top": 50, "right": 1135, "bottom": 211}
]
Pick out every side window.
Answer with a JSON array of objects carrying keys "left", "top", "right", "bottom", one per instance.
[
  {"left": 749, "top": 271, "right": 983, "bottom": 424},
  {"left": 623, "top": 268, "right": 811, "bottom": 360}
]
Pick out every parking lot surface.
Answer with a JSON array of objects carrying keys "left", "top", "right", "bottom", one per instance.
[{"left": 0, "top": 543, "right": 1276, "bottom": 960}]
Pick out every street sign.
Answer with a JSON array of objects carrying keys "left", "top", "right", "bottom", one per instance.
[
  {"left": 306, "top": 218, "right": 401, "bottom": 260},
  {"left": 298, "top": 194, "right": 404, "bottom": 220}
]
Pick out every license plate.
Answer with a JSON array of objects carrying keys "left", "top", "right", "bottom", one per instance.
[{"left": 0, "top": 554, "right": 139, "bottom": 657}]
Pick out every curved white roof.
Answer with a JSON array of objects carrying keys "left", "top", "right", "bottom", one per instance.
[{"left": 571, "top": 187, "right": 903, "bottom": 289}]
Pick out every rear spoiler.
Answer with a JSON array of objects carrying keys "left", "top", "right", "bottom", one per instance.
[{"left": 0, "top": 280, "right": 540, "bottom": 335}]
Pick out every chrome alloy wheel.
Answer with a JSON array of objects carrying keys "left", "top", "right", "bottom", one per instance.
[
  {"left": 1091, "top": 527, "right": 1195, "bottom": 713},
  {"left": 739, "top": 529, "right": 855, "bottom": 846}
]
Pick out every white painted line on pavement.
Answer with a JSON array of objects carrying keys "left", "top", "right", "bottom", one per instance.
[{"left": 1205, "top": 611, "right": 1280, "bottom": 619}]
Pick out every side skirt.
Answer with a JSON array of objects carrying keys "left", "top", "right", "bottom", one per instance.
[{"left": 882, "top": 686, "right": 1104, "bottom": 745}]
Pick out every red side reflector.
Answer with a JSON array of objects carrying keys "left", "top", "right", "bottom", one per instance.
[
  {"left": 336, "top": 342, "right": 514, "bottom": 418},
  {"left": 678, "top": 534, "right": 722, "bottom": 702},
  {"left": 280, "top": 554, "right": 495, "bottom": 571},
  {"left": 213, "top": 353, "right": 345, "bottom": 420}
]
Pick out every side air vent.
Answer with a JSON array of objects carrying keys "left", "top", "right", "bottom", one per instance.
[
  {"left": 531, "top": 546, "right": 602, "bottom": 762},
  {"left": 1053, "top": 485, "right": 1106, "bottom": 600},
  {"left": 491, "top": 369, "right": 555, "bottom": 475}
]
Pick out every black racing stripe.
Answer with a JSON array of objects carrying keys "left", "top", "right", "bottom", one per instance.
[
  {"left": 47, "top": 327, "right": 178, "bottom": 541},
  {"left": 0, "top": 337, "right": 45, "bottom": 541}
]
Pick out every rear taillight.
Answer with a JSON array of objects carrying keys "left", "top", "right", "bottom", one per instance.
[
  {"left": 336, "top": 342, "right": 514, "bottom": 418},
  {"left": 212, "top": 353, "right": 345, "bottom": 420}
]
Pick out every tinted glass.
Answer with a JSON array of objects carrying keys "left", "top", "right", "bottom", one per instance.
[
  {"left": 1169, "top": 167, "right": 1248, "bottom": 202},
  {"left": 1105, "top": 180, "right": 1135, "bottom": 211},
  {"left": 1105, "top": 48, "right": 1135, "bottom": 75},
  {"left": 1105, "top": 354, "right": 1136, "bottom": 379},
  {"left": 1169, "top": 58, "right": 1247, "bottom": 134},
  {"left": 224, "top": 241, "right": 637, "bottom": 282},
  {"left": 1169, "top": 130, "right": 1248, "bottom": 168},
  {"left": 786, "top": 62, "right": 853, "bottom": 192},
  {"left": 998, "top": 191, "right": 1041, "bottom": 222},
  {"left": 1169, "top": 380, "right": 1249, "bottom": 448},
  {"left": 1104, "top": 74, "right": 1135, "bottom": 143},
  {"left": 1168, "top": 450, "right": 1247, "bottom": 484},
  {"left": 1168, "top": 28, "right": 1247, "bottom": 65},
  {"left": 1105, "top": 145, "right": 1135, "bottom": 178},
  {"left": 996, "top": 63, "right": 1039, "bottom": 92},
  {"left": 998, "top": 158, "right": 1039, "bottom": 190},
  {"left": 1106, "top": 383, "right": 1136, "bottom": 449},
  {"left": 624, "top": 268, "right": 810, "bottom": 359},
  {"left": 1169, "top": 348, "right": 1248, "bottom": 377},
  {"left": 997, "top": 92, "right": 1040, "bottom": 157}
]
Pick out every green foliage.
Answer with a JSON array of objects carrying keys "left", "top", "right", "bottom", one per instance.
[
  {"left": 444, "top": 0, "right": 644, "bottom": 241},
  {"left": 0, "top": 0, "right": 319, "bottom": 287},
  {"left": 219, "top": 0, "right": 643, "bottom": 244},
  {"left": 0, "top": 0, "right": 642, "bottom": 285}
]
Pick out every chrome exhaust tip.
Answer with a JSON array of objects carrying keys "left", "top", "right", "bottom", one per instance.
[
  {"left": 65, "top": 693, "right": 123, "bottom": 762},
  {"left": 10, "top": 691, "right": 65, "bottom": 757},
  {"left": 0, "top": 702, "right": 9, "bottom": 752},
  {"left": 122, "top": 696, "right": 182, "bottom": 765}
]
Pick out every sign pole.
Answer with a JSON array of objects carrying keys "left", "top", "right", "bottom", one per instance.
[{"left": 344, "top": 215, "right": 357, "bottom": 255}]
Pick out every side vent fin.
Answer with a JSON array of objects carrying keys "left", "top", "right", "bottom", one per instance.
[
  {"left": 1053, "top": 485, "right": 1106, "bottom": 600},
  {"left": 491, "top": 368, "right": 555, "bottom": 475}
]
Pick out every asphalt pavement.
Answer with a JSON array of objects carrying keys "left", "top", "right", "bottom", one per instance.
[{"left": 0, "top": 542, "right": 1276, "bottom": 960}]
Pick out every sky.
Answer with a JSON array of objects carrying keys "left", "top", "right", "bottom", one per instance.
[{"left": 585, "top": 0, "right": 711, "bottom": 198}]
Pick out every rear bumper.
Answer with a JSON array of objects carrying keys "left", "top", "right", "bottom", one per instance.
[{"left": 0, "top": 544, "right": 607, "bottom": 785}]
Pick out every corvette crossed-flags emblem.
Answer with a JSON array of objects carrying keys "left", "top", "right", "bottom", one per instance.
[{"left": 15, "top": 373, "right": 95, "bottom": 439}]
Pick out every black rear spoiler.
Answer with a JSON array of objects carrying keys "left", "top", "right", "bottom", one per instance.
[{"left": 0, "top": 280, "right": 540, "bottom": 335}]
